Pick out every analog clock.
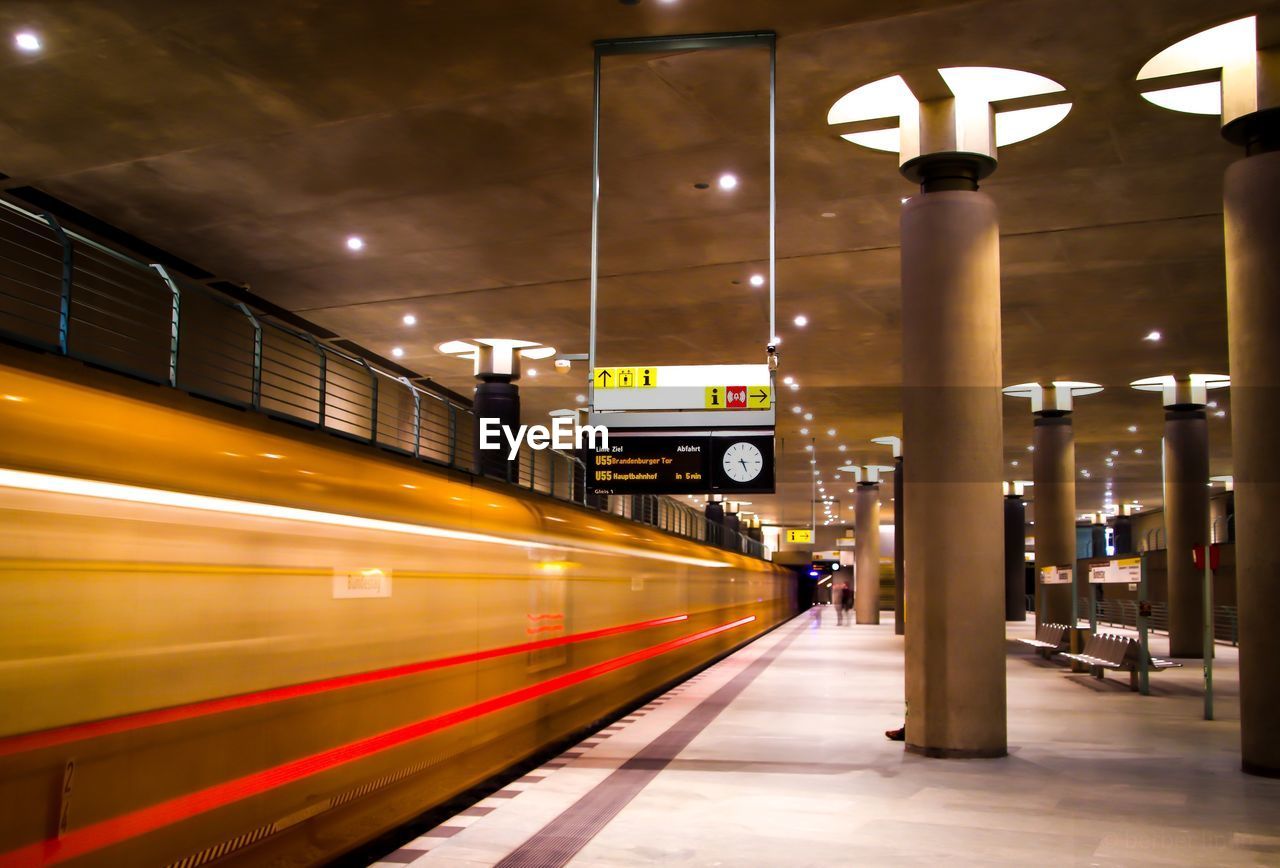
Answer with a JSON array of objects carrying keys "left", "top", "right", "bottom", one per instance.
[{"left": 722, "top": 441, "right": 764, "bottom": 483}]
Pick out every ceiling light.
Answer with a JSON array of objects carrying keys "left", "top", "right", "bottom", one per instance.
[
  {"left": 345, "top": 235, "right": 365, "bottom": 251},
  {"left": 790, "top": 383, "right": 799, "bottom": 391},
  {"left": 821, "top": 212, "right": 837, "bottom": 218},
  {"left": 800, "top": 427, "right": 809, "bottom": 435},
  {"left": 575, "top": 394, "right": 586, "bottom": 403},
  {"left": 804, "top": 413, "right": 813, "bottom": 421},
  {"left": 1011, "top": 460, "right": 1019, "bottom": 467},
  {"left": 749, "top": 274, "right": 765, "bottom": 287},
  {"left": 718, "top": 173, "right": 738, "bottom": 190},
  {"left": 810, "top": 459, "right": 817, "bottom": 465},
  {"left": 14, "top": 31, "right": 41, "bottom": 52},
  {"left": 402, "top": 314, "right": 417, "bottom": 326},
  {"left": 260, "top": 453, "right": 285, "bottom": 460},
  {"left": 527, "top": 368, "right": 537, "bottom": 377},
  {"left": 772, "top": 336, "right": 782, "bottom": 345},
  {"left": 1136, "top": 17, "right": 1255, "bottom": 116},
  {"left": 792, "top": 406, "right": 802, "bottom": 414},
  {"left": 1143, "top": 330, "right": 1161, "bottom": 342},
  {"left": 838, "top": 445, "right": 846, "bottom": 452},
  {"left": 783, "top": 376, "right": 794, "bottom": 385},
  {"left": 827, "top": 429, "right": 836, "bottom": 437},
  {"left": 1207, "top": 400, "right": 1218, "bottom": 409},
  {"left": 1134, "top": 448, "right": 1144, "bottom": 455},
  {"left": 794, "top": 315, "right": 808, "bottom": 327},
  {"left": 805, "top": 444, "right": 813, "bottom": 452},
  {"left": 1110, "top": 449, "right": 1120, "bottom": 456},
  {"left": 1027, "top": 445, "right": 1035, "bottom": 452},
  {"left": 391, "top": 347, "right": 405, "bottom": 358},
  {"left": 1127, "top": 425, "right": 1138, "bottom": 433},
  {"left": 900, "top": 197, "right": 909, "bottom": 204},
  {"left": 1215, "top": 410, "right": 1226, "bottom": 417}
]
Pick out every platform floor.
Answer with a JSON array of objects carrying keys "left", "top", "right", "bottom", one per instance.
[{"left": 369, "top": 609, "right": 1280, "bottom": 867}]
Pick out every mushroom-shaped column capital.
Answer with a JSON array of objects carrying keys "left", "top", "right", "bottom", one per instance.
[
  {"left": 436, "top": 338, "right": 556, "bottom": 381},
  {"left": 1003, "top": 381, "right": 1102, "bottom": 415},
  {"left": 1130, "top": 373, "right": 1230, "bottom": 409}
]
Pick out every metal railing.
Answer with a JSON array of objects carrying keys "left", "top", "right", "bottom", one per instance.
[
  {"left": 0, "top": 197, "right": 767, "bottom": 559},
  {"left": 1084, "top": 597, "right": 1238, "bottom": 646}
]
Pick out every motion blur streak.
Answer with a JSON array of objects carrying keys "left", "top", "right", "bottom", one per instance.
[
  {"left": 0, "top": 469, "right": 731, "bottom": 568},
  {"left": 0, "top": 617, "right": 756, "bottom": 868},
  {"left": 0, "top": 614, "right": 690, "bottom": 759}
]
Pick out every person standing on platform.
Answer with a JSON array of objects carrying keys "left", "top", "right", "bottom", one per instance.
[{"left": 840, "top": 582, "right": 854, "bottom": 625}]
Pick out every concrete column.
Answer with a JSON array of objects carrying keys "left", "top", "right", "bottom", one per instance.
[
  {"left": 1163, "top": 406, "right": 1211, "bottom": 658},
  {"left": 1004, "top": 493, "right": 1027, "bottom": 621},
  {"left": 473, "top": 378, "right": 519, "bottom": 481},
  {"left": 893, "top": 455, "right": 905, "bottom": 635},
  {"left": 1225, "top": 147, "right": 1280, "bottom": 776},
  {"left": 901, "top": 184, "right": 1006, "bottom": 758},
  {"left": 1032, "top": 414, "right": 1076, "bottom": 627},
  {"left": 854, "top": 482, "right": 881, "bottom": 624},
  {"left": 705, "top": 499, "right": 725, "bottom": 548}
]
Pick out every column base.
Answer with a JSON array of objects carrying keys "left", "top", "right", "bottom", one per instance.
[
  {"left": 1243, "top": 760, "right": 1280, "bottom": 779},
  {"left": 905, "top": 743, "right": 1009, "bottom": 759}
]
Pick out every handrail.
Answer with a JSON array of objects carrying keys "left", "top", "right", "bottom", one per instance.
[{"left": 0, "top": 197, "right": 769, "bottom": 560}]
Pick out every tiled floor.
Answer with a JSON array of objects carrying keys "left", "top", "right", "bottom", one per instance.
[{"left": 370, "top": 609, "right": 1280, "bottom": 867}]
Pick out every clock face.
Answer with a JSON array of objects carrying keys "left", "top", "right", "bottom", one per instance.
[{"left": 722, "top": 441, "right": 764, "bottom": 482}]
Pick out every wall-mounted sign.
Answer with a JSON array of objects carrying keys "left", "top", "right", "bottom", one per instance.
[
  {"left": 1089, "top": 557, "right": 1143, "bottom": 584},
  {"left": 588, "top": 429, "right": 774, "bottom": 495},
  {"left": 1039, "top": 565, "right": 1072, "bottom": 585},
  {"left": 333, "top": 568, "right": 392, "bottom": 599},
  {"left": 786, "top": 529, "right": 814, "bottom": 543}
]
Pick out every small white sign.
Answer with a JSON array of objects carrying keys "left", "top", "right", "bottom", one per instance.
[
  {"left": 333, "top": 568, "right": 392, "bottom": 599},
  {"left": 1040, "top": 566, "right": 1072, "bottom": 585}
]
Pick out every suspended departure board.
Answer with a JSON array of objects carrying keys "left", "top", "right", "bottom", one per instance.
[{"left": 589, "top": 430, "right": 774, "bottom": 496}]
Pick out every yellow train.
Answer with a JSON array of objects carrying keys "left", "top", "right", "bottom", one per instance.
[{"left": 0, "top": 356, "right": 795, "bottom": 867}]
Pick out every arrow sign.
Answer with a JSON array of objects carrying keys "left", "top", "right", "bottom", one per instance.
[
  {"left": 593, "top": 368, "right": 614, "bottom": 388},
  {"left": 747, "top": 386, "right": 771, "bottom": 409}
]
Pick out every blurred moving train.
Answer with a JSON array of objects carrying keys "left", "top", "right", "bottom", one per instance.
[{"left": 0, "top": 356, "right": 796, "bottom": 867}]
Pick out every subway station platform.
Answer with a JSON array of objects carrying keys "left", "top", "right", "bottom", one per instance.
[{"left": 369, "top": 612, "right": 1280, "bottom": 868}]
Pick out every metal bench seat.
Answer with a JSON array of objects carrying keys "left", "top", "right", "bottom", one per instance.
[{"left": 1063, "top": 632, "right": 1183, "bottom": 690}]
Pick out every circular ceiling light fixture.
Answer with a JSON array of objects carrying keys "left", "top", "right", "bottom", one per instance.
[
  {"left": 717, "top": 173, "right": 738, "bottom": 190},
  {"left": 14, "top": 31, "right": 41, "bottom": 52},
  {"left": 402, "top": 314, "right": 417, "bottom": 326},
  {"left": 345, "top": 235, "right": 365, "bottom": 251},
  {"left": 827, "top": 66, "right": 1072, "bottom": 177},
  {"left": 749, "top": 274, "right": 765, "bottom": 287}
]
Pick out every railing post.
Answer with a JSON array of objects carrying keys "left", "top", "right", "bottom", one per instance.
[
  {"left": 42, "top": 213, "right": 73, "bottom": 354},
  {"left": 447, "top": 403, "right": 457, "bottom": 468},
  {"left": 234, "top": 303, "right": 263, "bottom": 409},
  {"left": 358, "top": 358, "right": 378, "bottom": 444},
  {"left": 149, "top": 264, "right": 181, "bottom": 387},
  {"left": 398, "top": 377, "right": 421, "bottom": 458},
  {"left": 302, "top": 334, "right": 327, "bottom": 427}
]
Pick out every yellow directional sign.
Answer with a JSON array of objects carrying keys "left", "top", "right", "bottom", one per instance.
[
  {"left": 592, "top": 367, "right": 616, "bottom": 389},
  {"left": 704, "top": 386, "right": 725, "bottom": 408},
  {"left": 746, "top": 386, "right": 771, "bottom": 408},
  {"left": 636, "top": 366, "right": 658, "bottom": 388},
  {"left": 786, "top": 529, "right": 814, "bottom": 543},
  {"left": 616, "top": 367, "right": 636, "bottom": 388}
]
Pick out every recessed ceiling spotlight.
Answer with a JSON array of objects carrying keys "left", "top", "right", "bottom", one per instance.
[
  {"left": 575, "top": 394, "right": 586, "bottom": 403},
  {"left": 1143, "top": 330, "right": 1162, "bottom": 341},
  {"left": 783, "top": 376, "right": 794, "bottom": 385},
  {"left": 346, "top": 235, "right": 365, "bottom": 251},
  {"left": 1110, "top": 449, "right": 1120, "bottom": 456},
  {"left": 790, "top": 383, "right": 799, "bottom": 391},
  {"left": 1127, "top": 425, "right": 1138, "bottom": 432},
  {"left": 805, "top": 444, "right": 814, "bottom": 452},
  {"left": 1027, "top": 445, "right": 1035, "bottom": 452},
  {"left": 792, "top": 405, "right": 802, "bottom": 414},
  {"left": 1134, "top": 448, "right": 1144, "bottom": 455},
  {"left": 827, "top": 429, "right": 836, "bottom": 436},
  {"left": 794, "top": 315, "right": 808, "bottom": 327},
  {"left": 900, "top": 197, "right": 909, "bottom": 204},
  {"left": 527, "top": 368, "right": 537, "bottom": 376},
  {"left": 772, "top": 335, "right": 782, "bottom": 345},
  {"left": 821, "top": 211, "right": 837, "bottom": 218},
  {"left": 1011, "top": 460, "right": 1019, "bottom": 467},
  {"left": 749, "top": 274, "right": 765, "bottom": 287},
  {"left": 391, "top": 347, "right": 404, "bottom": 358},
  {"left": 14, "top": 31, "right": 41, "bottom": 52},
  {"left": 804, "top": 412, "right": 813, "bottom": 421},
  {"left": 810, "top": 459, "right": 817, "bottom": 465},
  {"left": 1207, "top": 400, "right": 1218, "bottom": 409},
  {"left": 1215, "top": 409, "right": 1226, "bottom": 417},
  {"left": 800, "top": 427, "right": 809, "bottom": 435},
  {"left": 718, "top": 173, "right": 738, "bottom": 190},
  {"left": 402, "top": 314, "right": 417, "bottom": 326},
  {"left": 838, "top": 445, "right": 846, "bottom": 452}
]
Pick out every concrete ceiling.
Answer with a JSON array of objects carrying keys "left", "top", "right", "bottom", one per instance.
[{"left": 1, "top": 0, "right": 1271, "bottom": 530}]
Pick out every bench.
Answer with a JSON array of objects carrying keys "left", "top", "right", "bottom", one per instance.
[
  {"left": 1017, "top": 622, "right": 1069, "bottom": 658},
  {"left": 1062, "top": 632, "right": 1182, "bottom": 690}
]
